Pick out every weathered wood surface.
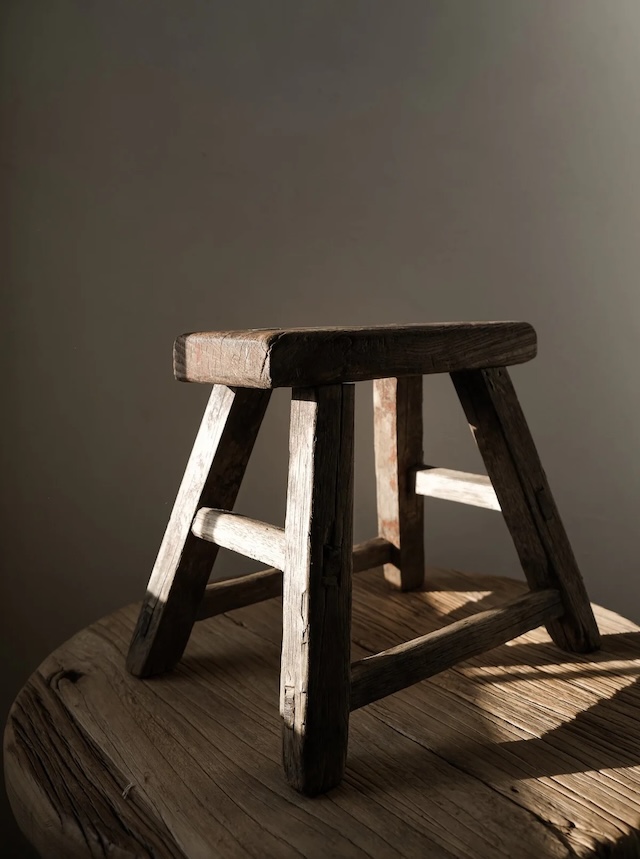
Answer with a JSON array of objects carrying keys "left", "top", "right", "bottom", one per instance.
[
  {"left": 174, "top": 322, "right": 537, "bottom": 388},
  {"left": 374, "top": 376, "right": 425, "bottom": 590},
  {"left": 127, "top": 385, "right": 269, "bottom": 677},
  {"left": 192, "top": 508, "right": 286, "bottom": 570},
  {"left": 414, "top": 466, "right": 501, "bottom": 511},
  {"left": 126, "top": 385, "right": 271, "bottom": 678},
  {"left": 196, "top": 536, "right": 392, "bottom": 621},
  {"left": 350, "top": 588, "right": 563, "bottom": 710},
  {"left": 5, "top": 568, "right": 640, "bottom": 858},
  {"left": 281, "top": 384, "right": 354, "bottom": 795},
  {"left": 451, "top": 368, "right": 601, "bottom": 654}
]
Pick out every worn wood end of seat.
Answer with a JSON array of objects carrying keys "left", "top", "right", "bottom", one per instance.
[
  {"left": 5, "top": 568, "right": 640, "bottom": 859},
  {"left": 173, "top": 321, "right": 537, "bottom": 387}
]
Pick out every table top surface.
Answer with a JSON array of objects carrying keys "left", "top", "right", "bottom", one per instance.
[{"left": 5, "top": 567, "right": 640, "bottom": 859}]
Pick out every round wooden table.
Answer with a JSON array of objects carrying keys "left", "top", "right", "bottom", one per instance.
[{"left": 5, "top": 568, "right": 640, "bottom": 858}]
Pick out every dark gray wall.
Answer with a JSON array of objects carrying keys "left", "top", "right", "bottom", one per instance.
[{"left": 3, "top": 1, "right": 640, "bottom": 853}]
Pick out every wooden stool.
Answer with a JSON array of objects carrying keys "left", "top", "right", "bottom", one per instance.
[{"left": 126, "top": 322, "right": 600, "bottom": 796}]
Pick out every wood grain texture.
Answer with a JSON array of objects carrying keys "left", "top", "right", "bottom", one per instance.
[
  {"left": 196, "top": 537, "right": 393, "bottom": 621},
  {"left": 350, "top": 588, "right": 563, "bottom": 710},
  {"left": 5, "top": 569, "right": 640, "bottom": 859},
  {"left": 451, "top": 368, "right": 600, "bottom": 654},
  {"left": 174, "top": 322, "right": 537, "bottom": 388},
  {"left": 374, "top": 376, "right": 425, "bottom": 590},
  {"left": 414, "top": 466, "right": 501, "bottom": 511},
  {"left": 281, "top": 384, "right": 354, "bottom": 795},
  {"left": 127, "top": 385, "right": 270, "bottom": 678},
  {"left": 349, "top": 536, "right": 394, "bottom": 574},
  {"left": 192, "top": 508, "right": 286, "bottom": 570}
]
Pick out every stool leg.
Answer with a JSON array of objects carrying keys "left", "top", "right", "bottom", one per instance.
[
  {"left": 451, "top": 367, "right": 600, "bottom": 653},
  {"left": 127, "top": 384, "right": 270, "bottom": 677},
  {"left": 281, "top": 384, "right": 354, "bottom": 795},
  {"left": 373, "top": 376, "right": 425, "bottom": 590}
]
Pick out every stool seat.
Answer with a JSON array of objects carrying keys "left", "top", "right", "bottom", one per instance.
[
  {"left": 5, "top": 569, "right": 640, "bottom": 858},
  {"left": 173, "top": 321, "right": 537, "bottom": 387}
]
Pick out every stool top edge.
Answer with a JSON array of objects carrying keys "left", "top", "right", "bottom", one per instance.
[{"left": 173, "top": 321, "right": 537, "bottom": 387}]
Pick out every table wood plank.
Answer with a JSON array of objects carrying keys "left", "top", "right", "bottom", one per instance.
[{"left": 5, "top": 569, "right": 640, "bottom": 858}]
